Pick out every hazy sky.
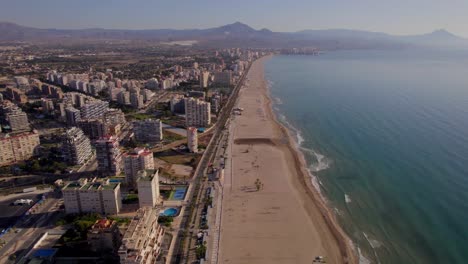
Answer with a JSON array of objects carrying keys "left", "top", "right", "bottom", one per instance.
[{"left": 2, "top": 0, "right": 468, "bottom": 37}]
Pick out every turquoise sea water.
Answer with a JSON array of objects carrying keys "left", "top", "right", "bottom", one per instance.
[{"left": 265, "top": 49, "right": 468, "bottom": 264}]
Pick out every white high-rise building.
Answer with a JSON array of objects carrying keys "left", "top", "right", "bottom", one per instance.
[
  {"left": 0, "top": 131, "right": 40, "bottom": 166},
  {"left": 187, "top": 127, "right": 198, "bottom": 153},
  {"left": 137, "top": 170, "right": 160, "bottom": 208},
  {"left": 81, "top": 100, "right": 109, "bottom": 119},
  {"left": 62, "top": 127, "right": 93, "bottom": 165},
  {"left": 200, "top": 71, "right": 209, "bottom": 88},
  {"left": 118, "top": 207, "right": 165, "bottom": 264},
  {"left": 65, "top": 107, "right": 81, "bottom": 126},
  {"left": 123, "top": 148, "right": 155, "bottom": 189},
  {"left": 5, "top": 106, "right": 29, "bottom": 132},
  {"left": 184, "top": 98, "right": 211, "bottom": 128},
  {"left": 133, "top": 119, "right": 162, "bottom": 143},
  {"left": 214, "top": 71, "right": 233, "bottom": 86},
  {"left": 95, "top": 136, "right": 122, "bottom": 175},
  {"left": 62, "top": 178, "right": 122, "bottom": 215}
]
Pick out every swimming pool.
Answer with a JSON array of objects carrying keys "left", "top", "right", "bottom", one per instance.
[
  {"left": 160, "top": 207, "right": 178, "bottom": 217},
  {"left": 172, "top": 187, "right": 187, "bottom": 200}
]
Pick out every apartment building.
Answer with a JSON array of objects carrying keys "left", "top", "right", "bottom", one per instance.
[
  {"left": 96, "top": 136, "right": 122, "bottom": 175},
  {"left": 62, "top": 127, "right": 93, "bottom": 165},
  {"left": 136, "top": 170, "right": 160, "bottom": 208},
  {"left": 62, "top": 178, "right": 122, "bottom": 215},
  {"left": 133, "top": 119, "right": 162, "bottom": 143},
  {"left": 184, "top": 97, "right": 211, "bottom": 128},
  {"left": 0, "top": 131, "right": 40, "bottom": 166},
  {"left": 118, "top": 207, "right": 165, "bottom": 264},
  {"left": 123, "top": 148, "right": 154, "bottom": 189},
  {"left": 187, "top": 127, "right": 198, "bottom": 153}
]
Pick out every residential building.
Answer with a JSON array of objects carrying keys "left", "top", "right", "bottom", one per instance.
[
  {"left": 81, "top": 100, "right": 109, "bottom": 119},
  {"left": 123, "top": 148, "right": 154, "bottom": 189},
  {"left": 87, "top": 219, "right": 121, "bottom": 253},
  {"left": 5, "top": 107, "right": 29, "bottom": 132},
  {"left": 130, "top": 91, "right": 144, "bottom": 109},
  {"left": 200, "top": 71, "right": 209, "bottom": 88},
  {"left": 104, "top": 108, "right": 127, "bottom": 127},
  {"left": 211, "top": 94, "right": 221, "bottom": 113},
  {"left": 62, "top": 178, "right": 122, "bottom": 214},
  {"left": 214, "top": 71, "right": 233, "bottom": 86},
  {"left": 65, "top": 107, "right": 81, "bottom": 126},
  {"left": 78, "top": 119, "right": 106, "bottom": 140},
  {"left": 170, "top": 95, "right": 185, "bottom": 114},
  {"left": 187, "top": 127, "right": 198, "bottom": 153},
  {"left": 133, "top": 119, "right": 162, "bottom": 143},
  {"left": 96, "top": 136, "right": 122, "bottom": 175},
  {"left": 136, "top": 170, "right": 160, "bottom": 208},
  {"left": 41, "top": 98, "right": 55, "bottom": 114},
  {"left": 184, "top": 97, "right": 211, "bottom": 128},
  {"left": 4, "top": 87, "right": 27, "bottom": 103},
  {"left": 62, "top": 127, "right": 93, "bottom": 165},
  {"left": 118, "top": 207, "right": 165, "bottom": 264},
  {"left": 0, "top": 131, "right": 40, "bottom": 166}
]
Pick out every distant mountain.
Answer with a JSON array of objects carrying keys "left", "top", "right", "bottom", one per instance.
[
  {"left": 398, "top": 29, "right": 467, "bottom": 46},
  {"left": 0, "top": 21, "right": 466, "bottom": 49}
]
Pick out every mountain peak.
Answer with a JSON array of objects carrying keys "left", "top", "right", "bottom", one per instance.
[
  {"left": 428, "top": 29, "right": 459, "bottom": 39},
  {"left": 217, "top": 22, "right": 256, "bottom": 33}
]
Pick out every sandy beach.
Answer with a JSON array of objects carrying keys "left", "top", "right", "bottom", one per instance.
[{"left": 217, "top": 56, "right": 357, "bottom": 264}]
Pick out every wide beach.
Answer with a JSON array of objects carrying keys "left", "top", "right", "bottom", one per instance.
[{"left": 217, "top": 56, "right": 356, "bottom": 264}]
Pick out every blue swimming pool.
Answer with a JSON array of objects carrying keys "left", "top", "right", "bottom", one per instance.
[
  {"left": 160, "top": 207, "right": 178, "bottom": 217},
  {"left": 172, "top": 187, "right": 187, "bottom": 200}
]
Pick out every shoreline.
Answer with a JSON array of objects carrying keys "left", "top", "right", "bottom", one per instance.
[
  {"left": 218, "top": 55, "right": 357, "bottom": 263},
  {"left": 261, "top": 55, "right": 358, "bottom": 263}
]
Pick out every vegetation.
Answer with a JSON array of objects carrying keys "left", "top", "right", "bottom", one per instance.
[
  {"left": 195, "top": 244, "right": 207, "bottom": 259},
  {"left": 108, "top": 216, "right": 131, "bottom": 225},
  {"left": 56, "top": 213, "right": 101, "bottom": 242},
  {"left": 122, "top": 193, "right": 139, "bottom": 204},
  {"left": 154, "top": 149, "right": 199, "bottom": 166},
  {"left": 158, "top": 216, "right": 174, "bottom": 227}
]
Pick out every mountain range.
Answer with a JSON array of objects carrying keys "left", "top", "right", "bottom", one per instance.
[{"left": 0, "top": 21, "right": 466, "bottom": 49}]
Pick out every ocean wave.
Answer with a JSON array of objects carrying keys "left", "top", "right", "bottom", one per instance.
[
  {"left": 275, "top": 108, "right": 331, "bottom": 197},
  {"left": 345, "top": 194, "right": 352, "bottom": 204},
  {"left": 363, "top": 232, "right": 383, "bottom": 249},
  {"left": 274, "top": 97, "right": 283, "bottom": 105},
  {"left": 358, "top": 247, "right": 372, "bottom": 264},
  {"left": 300, "top": 147, "right": 331, "bottom": 172}
]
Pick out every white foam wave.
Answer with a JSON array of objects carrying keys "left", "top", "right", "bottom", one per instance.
[
  {"left": 345, "top": 194, "right": 352, "bottom": 204},
  {"left": 358, "top": 247, "right": 372, "bottom": 264},
  {"left": 276, "top": 111, "right": 332, "bottom": 197},
  {"left": 274, "top": 97, "right": 283, "bottom": 105},
  {"left": 300, "top": 147, "right": 331, "bottom": 172},
  {"left": 333, "top": 207, "right": 343, "bottom": 216},
  {"left": 363, "top": 232, "right": 383, "bottom": 249}
]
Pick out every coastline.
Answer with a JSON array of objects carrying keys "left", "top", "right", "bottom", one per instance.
[
  {"left": 218, "top": 55, "right": 357, "bottom": 264},
  {"left": 262, "top": 56, "right": 358, "bottom": 264}
]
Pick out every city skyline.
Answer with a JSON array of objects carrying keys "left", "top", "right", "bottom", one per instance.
[{"left": 2, "top": 0, "right": 468, "bottom": 37}]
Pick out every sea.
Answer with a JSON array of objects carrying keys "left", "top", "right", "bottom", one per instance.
[{"left": 264, "top": 48, "right": 468, "bottom": 264}]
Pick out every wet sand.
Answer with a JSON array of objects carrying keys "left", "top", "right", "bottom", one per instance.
[{"left": 217, "top": 56, "right": 357, "bottom": 264}]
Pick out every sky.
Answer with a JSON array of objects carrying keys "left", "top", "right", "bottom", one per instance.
[{"left": 1, "top": 0, "right": 468, "bottom": 37}]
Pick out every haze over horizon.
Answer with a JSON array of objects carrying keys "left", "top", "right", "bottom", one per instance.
[{"left": 2, "top": 0, "right": 468, "bottom": 37}]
